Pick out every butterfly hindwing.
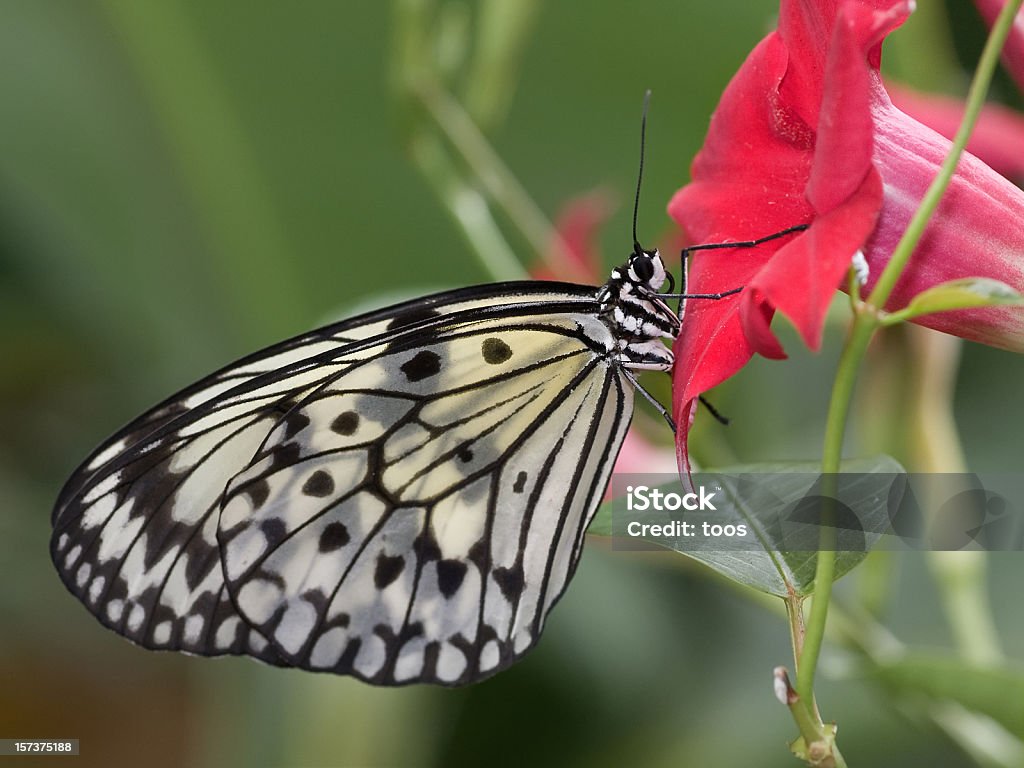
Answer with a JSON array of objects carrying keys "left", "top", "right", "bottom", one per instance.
[{"left": 216, "top": 312, "right": 633, "bottom": 684}]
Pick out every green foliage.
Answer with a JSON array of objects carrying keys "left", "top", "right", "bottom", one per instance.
[
  {"left": 884, "top": 278, "right": 1024, "bottom": 326},
  {"left": 872, "top": 654, "right": 1024, "bottom": 740},
  {"left": 3, "top": 1, "right": 1024, "bottom": 767}
]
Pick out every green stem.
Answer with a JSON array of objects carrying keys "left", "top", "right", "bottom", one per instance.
[
  {"left": 793, "top": 0, "right": 1022, "bottom": 739},
  {"left": 907, "top": 328, "right": 1003, "bottom": 664},
  {"left": 821, "top": 314, "right": 877, "bottom": 473},
  {"left": 795, "top": 310, "right": 876, "bottom": 711}
]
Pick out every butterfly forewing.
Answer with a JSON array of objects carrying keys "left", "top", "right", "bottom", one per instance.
[
  {"left": 53, "top": 284, "right": 590, "bottom": 516},
  {"left": 215, "top": 311, "right": 632, "bottom": 684},
  {"left": 50, "top": 283, "right": 633, "bottom": 681}
]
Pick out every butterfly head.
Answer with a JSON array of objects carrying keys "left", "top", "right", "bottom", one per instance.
[{"left": 626, "top": 244, "right": 670, "bottom": 293}]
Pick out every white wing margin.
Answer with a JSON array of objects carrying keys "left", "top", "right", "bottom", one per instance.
[{"left": 50, "top": 283, "right": 625, "bottom": 676}]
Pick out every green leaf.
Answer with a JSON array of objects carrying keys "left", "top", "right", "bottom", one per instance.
[
  {"left": 589, "top": 455, "right": 904, "bottom": 597},
  {"left": 883, "top": 278, "right": 1024, "bottom": 326},
  {"left": 872, "top": 654, "right": 1024, "bottom": 739}
]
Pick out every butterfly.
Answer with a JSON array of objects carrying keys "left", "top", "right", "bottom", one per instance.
[
  {"left": 49, "top": 213, "right": 809, "bottom": 686},
  {"left": 49, "top": 235, "right": 689, "bottom": 679},
  {"left": 49, "top": 89, "right": 807, "bottom": 685}
]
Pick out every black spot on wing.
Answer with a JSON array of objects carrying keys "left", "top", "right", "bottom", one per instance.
[
  {"left": 481, "top": 337, "right": 513, "bottom": 364},
  {"left": 302, "top": 470, "right": 334, "bottom": 497},
  {"left": 492, "top": 564, "right": 524, "bottom": 602},
  {"left": 184, "top": 544, "right": 220, "bottom": 591},
  {"left": 246, "top": 478, "right": 271, "bottom": 508},
  {"left": 457, "top": 444, "right": 474, "bottom": 463},
  {"left": 142, "top": 518, "right": 192, "bottom": 570},
  {"left": 512, "top": 471, "right": 527, "bottom": 494},
  {"left": 260, "top": 518, "right": 287, "bottom": 548},
  {"left": 467, "top": 540, "right": 487, "bottom": 570},
  {"left": 374, "top": 553, "right": 406, "bottom": 589},
  {"left": 318, "top": 522, "right": 350, "bottom": 552},
  {"left": 281, "top": 410, "right": 310, "bottom": 439},
  {"left": 267, "top": 442, "right": 302, "bottom": 470},
  {"left": 400, "top": 351, "right": 441, "bottom": 382},
  {"left": 413, "top": 528, "right": 442, "bottom": 562},
  {"left": 331, "top": 411, "right": 359, "bottom": 436},
  {"left": 436, "top": 559, "right": 468, "bottom": 599}
]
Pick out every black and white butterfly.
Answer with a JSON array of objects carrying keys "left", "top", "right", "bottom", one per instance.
[
  {"left": 50, "top": 237, "right": 693, "bottom": 683},
  {"left": 49, "top": 93, "right": 805, "bottom": 685}
]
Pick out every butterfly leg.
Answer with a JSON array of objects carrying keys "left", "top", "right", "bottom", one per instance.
[
  {"left": 666, "top": 224, "right": 809, "bottom": 318},
  {"left": 679, "top": 223, "right": 809, "bottom": 262},
  {"left": 698, "top": 394, "right": 730, "bottom": 426},
  {"left": 620, "top": 368, "right": 675, "bottom": 433}
]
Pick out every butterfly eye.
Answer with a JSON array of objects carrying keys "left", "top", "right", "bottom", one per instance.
[{"left": 631, "top": 255, "right": 655, "bottom": 282}]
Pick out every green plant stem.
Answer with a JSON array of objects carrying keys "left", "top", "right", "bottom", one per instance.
[
  {"left": 907, "top": 328, "right": 1003, "bottom": 664},
  {"left": 792, "top": 0, "right": 1022, "bottom": 745},
  {"left": 795, "top": 311, "right": 875, "bottom": 712}
]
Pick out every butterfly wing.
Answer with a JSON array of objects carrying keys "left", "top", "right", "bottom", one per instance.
[
  {"left": 53, "top": 284, "right": 573, "bottom": 517},
  {"left": 217, "top": 311, "right": 632, "bottom": 685},
  {"left": 51, "top": 283, "right": 633, "bottom": 681}
]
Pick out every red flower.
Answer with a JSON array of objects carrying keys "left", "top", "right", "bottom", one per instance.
[{"left": 669, "top": 0, "right": 1024, "bottom": 472}]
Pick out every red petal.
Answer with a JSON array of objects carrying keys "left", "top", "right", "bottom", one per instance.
[
  {"left": 669, "top": 0, "right": 912, "bottom": 470},
  {"left": 674, "top": 398, "right": 699, "bottom": 479},
  {"left": 668, "top": 34, "right": 815, "bottom": 244},
  {"left": 744, "top": 167, "right": 882, "bottom": 350},
  {"left": 777, "top": 0, "right": 912, "bottom": 126}
]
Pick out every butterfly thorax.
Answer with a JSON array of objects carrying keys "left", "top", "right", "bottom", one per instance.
[{"left": 595, "top": 248, "right": 679, "bottom": 372}]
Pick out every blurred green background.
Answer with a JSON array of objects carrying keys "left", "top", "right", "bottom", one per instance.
[{"left": 3, "top": 1, "right": 1024, "bottom": 766}]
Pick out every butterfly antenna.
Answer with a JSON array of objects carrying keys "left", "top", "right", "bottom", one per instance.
[{"left": 632, "top": 89, "right": 652, "bottom": 256}]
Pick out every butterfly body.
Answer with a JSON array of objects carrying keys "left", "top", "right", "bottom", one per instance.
[{"left": 51, "top": 248, "right": 676, "bottom": 685}]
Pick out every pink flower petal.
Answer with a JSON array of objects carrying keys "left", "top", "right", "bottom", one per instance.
[
  {"left": 865, "top": 95, "right": 1024, "bottom": 350},
  {"left": 887, "top": 83, "right": 1024, "bottom": 179}
]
